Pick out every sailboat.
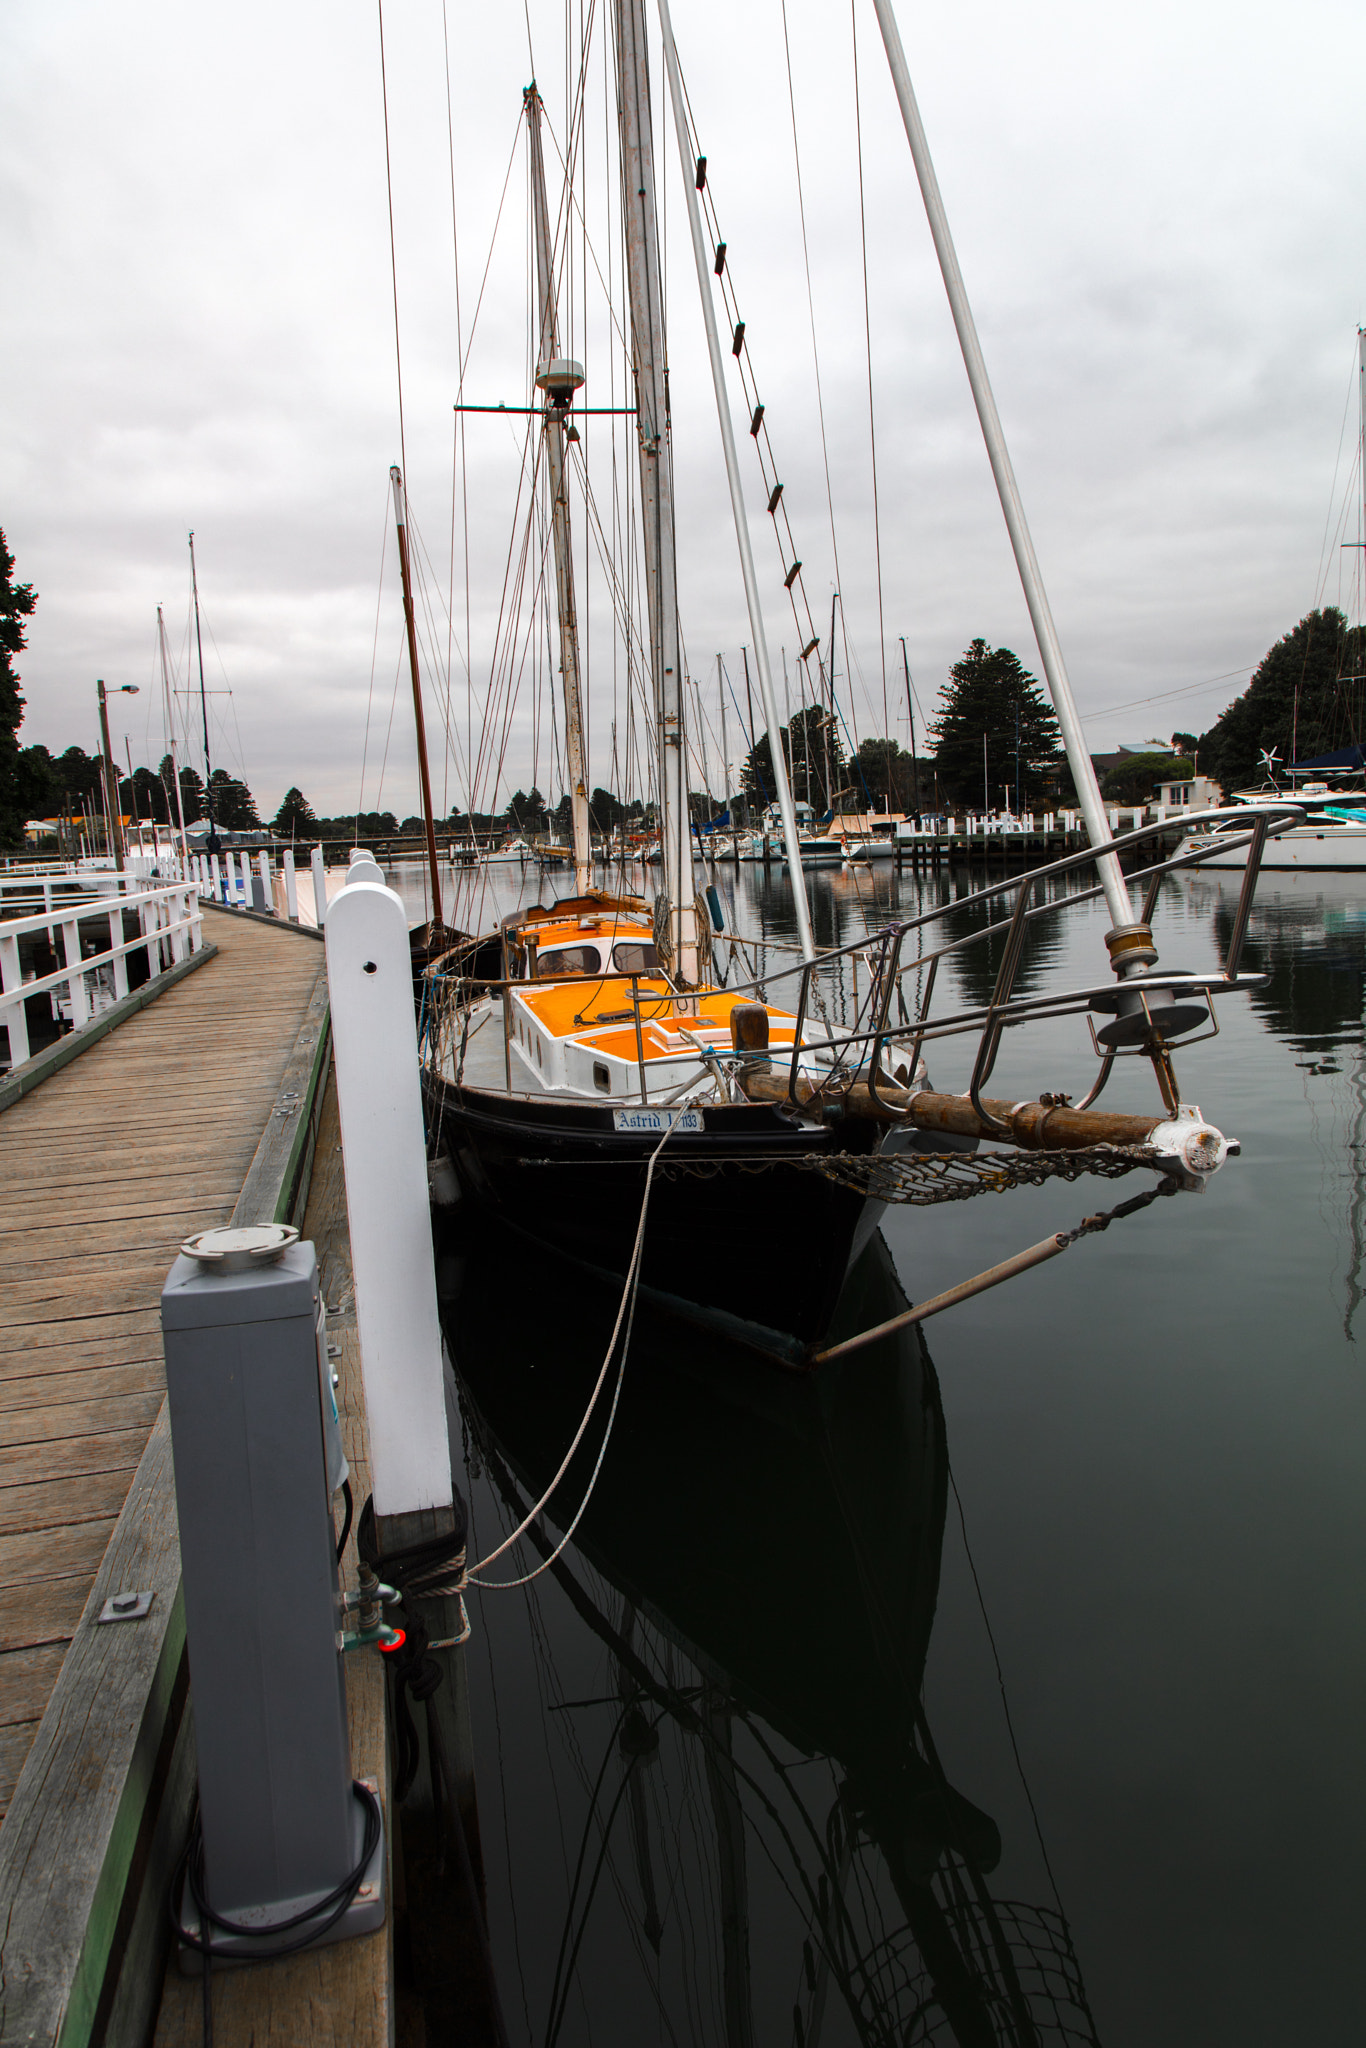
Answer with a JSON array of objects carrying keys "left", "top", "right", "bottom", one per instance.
[{"left": 417, "top": 0, "right": 1281, "bottom": 1362}]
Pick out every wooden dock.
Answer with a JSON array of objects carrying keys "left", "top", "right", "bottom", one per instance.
[
  {"left": 0, "top": 911, "right": 325, "bottom": 1807},
  {"left": 0, "top": 906, "right": 336, "bottom": 2046}
]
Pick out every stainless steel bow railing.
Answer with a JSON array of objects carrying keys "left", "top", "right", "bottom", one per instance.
[{"left": 773, "top": 803, "right": 1301, "bottom": 1121}]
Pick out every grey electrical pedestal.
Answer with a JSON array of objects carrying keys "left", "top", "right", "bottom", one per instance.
[{"left": 161, "top": 1226, "right": 384, "bottom": 1958}]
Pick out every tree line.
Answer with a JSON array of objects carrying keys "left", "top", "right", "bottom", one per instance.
[{"left": 4, "top": 511, "right": 1361, "bottom": 852}]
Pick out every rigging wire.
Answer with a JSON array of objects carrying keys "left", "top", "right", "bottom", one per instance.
[
  {"left": 779, "top": 0, "right": 848, "bottom": 644},
  {"left": 851, "top": 1, "right": 890, "bottom": 773},
  {"left": 1312, "top": 337, "right": 1363, "bottom": 610},
  {"left": 357, "top": 492, "right": 392, "bottom": 822},
  {"left": 946, "top": 1459, "right": 1068, "bottom": 1921},
  {"left": 376, "top": 0, "right": 410, "bottom": 493}
]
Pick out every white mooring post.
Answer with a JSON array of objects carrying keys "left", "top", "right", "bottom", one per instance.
[
  {"left": 311, "top": 847, "right": 327, "bottom": 928},
  {"left": 282, "top": 848, "right": 299, "bottom": 921},
  {"left": 325, "top": 876, "right": 452, "bottom": 1522},
  {"left": 257, "top": 849, "right": 272, "bottom": 912}
]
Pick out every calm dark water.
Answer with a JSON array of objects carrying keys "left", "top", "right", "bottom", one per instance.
[{"left": 412, "top": 856, "right": 1366, "bottom": 2045}]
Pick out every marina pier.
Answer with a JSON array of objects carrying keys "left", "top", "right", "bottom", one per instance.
[{"left": 0, "top": 906, "right": 375, "bottom": 2045}]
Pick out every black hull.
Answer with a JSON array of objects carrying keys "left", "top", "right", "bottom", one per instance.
[
  {"left": 423, "top": 1071, "right": 883, "bottom": 1355},
  {"left": 441, "top": 1222, "right": 946, "bottom": 1769}
]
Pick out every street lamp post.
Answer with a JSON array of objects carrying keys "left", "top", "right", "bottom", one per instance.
[{"left": 96, "top": 679, "right": 139, "bottom": 872}]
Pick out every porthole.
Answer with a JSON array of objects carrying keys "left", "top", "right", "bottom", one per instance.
[{"left": 593, "top": 1061, "right": 611, "bottom": 1093}]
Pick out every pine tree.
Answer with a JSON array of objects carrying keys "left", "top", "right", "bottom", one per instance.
[
  {"left": 741, "top": 707, "right": 844, "bottom": 813},
  {"left": 0, "top": 530, "right": 38, "bottom": 849},
  {"left": 505, "top": 788, "right": 547, "bottom": 832},
  {"left": 272, "top": 787, "right": 318, "bottom": 836},
  {"left": 207, "top": 768, "right": 260, "bottom": 830},
  {"left": 1197, "top": 609, "right": 1364, "bottom": 791},
  {"left": 174, "top": 762, "right": 206, "bottom": 824},
  {"left": 930, "top": 641, "right": 1063, "bottom": 809}
]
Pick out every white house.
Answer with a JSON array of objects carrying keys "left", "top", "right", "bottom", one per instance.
[{"left": 1154, "top": 771, "right": 1220, "bottom": 813}]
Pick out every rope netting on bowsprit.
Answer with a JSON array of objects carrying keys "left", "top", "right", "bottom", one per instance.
[{"left": 801, "top": 1144, "right": 1166, "bottom": 1206}]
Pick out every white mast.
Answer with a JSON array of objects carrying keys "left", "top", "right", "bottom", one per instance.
[
  {"left": 693, "top": 676, "right": 713, "bottom": 809},
  {"left": 1359, "top": 326, "right": 1366, "bottom": 639},
  {"left": 654, "top": 0, "right": 816, "bottom": 962},
  {"left": 156, "top": 604, "right": 190, "bottom": 872},
  {"left": 525, "top": 84, "right": 593, "bottom": 897},
  {"left": 718, "top": 656, "right": 730, "bottom": 816},
  {"left": 869, "top": 0, "right": 1132, "bottom": 938},
  {"left": 613, "top": 0, "right": 698, "bottom": 981}
]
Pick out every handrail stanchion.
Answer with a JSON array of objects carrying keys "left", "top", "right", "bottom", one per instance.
[
  {"left": 631, "top": 976, "right": 648, "bottom": 1103},
  {"left": 787, "top": 958, "right": 813, "bottom": 1108},
  {"left": 1222, "top": 815, "right": 1271, "bottom": 981},
  {"left": 866, "top": 926, "right": 907, "bottom": 1110},
  {"left": 968, "top": 872, "right": 1036, "bottom": 1133},
  {"left": 905, "top": 953, "right": 939, "bottom": 1082},
  {"left": 0, "top": 930, "right": 28, "bottom": 1068}
]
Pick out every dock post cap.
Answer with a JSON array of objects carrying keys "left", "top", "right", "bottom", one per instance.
[{"left": 181, "top": 1222, "right": 300, "bottom": 1271}]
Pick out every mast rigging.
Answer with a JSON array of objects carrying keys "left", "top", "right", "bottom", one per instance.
[
  {"left": 655, "top": 0, "right": 815, "bottom": 960},
  {"left": 612, "top": 0, "right": 697, "bottom": 979},
  {"left": 525, "top": 83, "right": 594, "bottom": 899},
  {"left": 188, "top": 531, "right": 219, "bottom": 856}
]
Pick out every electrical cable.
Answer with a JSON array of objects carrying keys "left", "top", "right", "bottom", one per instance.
[
  {"left": 334, "top": 1477, "right": 354, "bottom": 1565},
  {"left": 170, "top": 1779, "right": 382, "bottom": 2048}
]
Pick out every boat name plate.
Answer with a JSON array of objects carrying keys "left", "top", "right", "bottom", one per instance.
[{"left": 611, "top": 1107, "right": 704, "bottom": 1134}]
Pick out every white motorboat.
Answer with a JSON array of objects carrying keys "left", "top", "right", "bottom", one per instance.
[
  {"left": 1177, "top": 783, "right": 1366, "bottom": 870},
  {"left": 482, "top": 837, "right": 536, "bottom": 866},
  {"left": 783, "top": 835, "right": 845, "bottom": 869}
]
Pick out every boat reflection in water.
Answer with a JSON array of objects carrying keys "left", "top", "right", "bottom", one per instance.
[{"left": 438, "top": 1217, "right": 1102, "bottom": 2045}]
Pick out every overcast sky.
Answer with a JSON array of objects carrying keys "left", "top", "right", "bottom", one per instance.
[{"left": 4, "top": 0, "right": 1366, "bottom": 822}]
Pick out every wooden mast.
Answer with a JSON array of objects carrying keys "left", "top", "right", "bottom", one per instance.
[
  {"left": 612, "top": 0, "right": 698, "bottom": 981},
  {"left": 388, "top": 466, "right": 444, "bottom": 929},
  {"left": 525, "top": 85, "right": 593, "bottom": 898}
]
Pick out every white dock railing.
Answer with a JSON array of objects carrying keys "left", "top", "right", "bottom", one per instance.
[{"left": 0, "top": 881, "right": 203, "bottom": 1072}]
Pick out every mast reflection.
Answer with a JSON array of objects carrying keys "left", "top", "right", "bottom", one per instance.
[{"left": 439, "top": 1218, "right": 1102, "bottom": 2044}]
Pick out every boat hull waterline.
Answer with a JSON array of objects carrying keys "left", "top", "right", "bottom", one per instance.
[
  {"left": 424, "top": 1076, "right": 885, "bottom": 1359},
  {"left": 1177, "top": 822, "right": 1366, "bottom": 870}
]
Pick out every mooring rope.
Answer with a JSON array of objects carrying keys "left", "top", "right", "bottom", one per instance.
[{"left": 463, "top": 1117, "right": 674, "bottom": 1591}]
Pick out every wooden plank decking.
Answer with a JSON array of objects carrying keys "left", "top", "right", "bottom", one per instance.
[{"left": 0, "top": 910, "right": 326, "bottom": 1819}]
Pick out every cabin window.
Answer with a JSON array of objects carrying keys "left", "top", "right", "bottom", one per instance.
[
  {"left": 536, "top": 946, "right": 601, "bottom": 977},
  {"left": 592, "top": 1061, "right": 611, "bottom": 1093},
  {"left": 535, "top": 1036, "right": 543, "bottom": 1067},
  {"left": 611, "top": 941, "right": 659, "bottom": 973}
]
